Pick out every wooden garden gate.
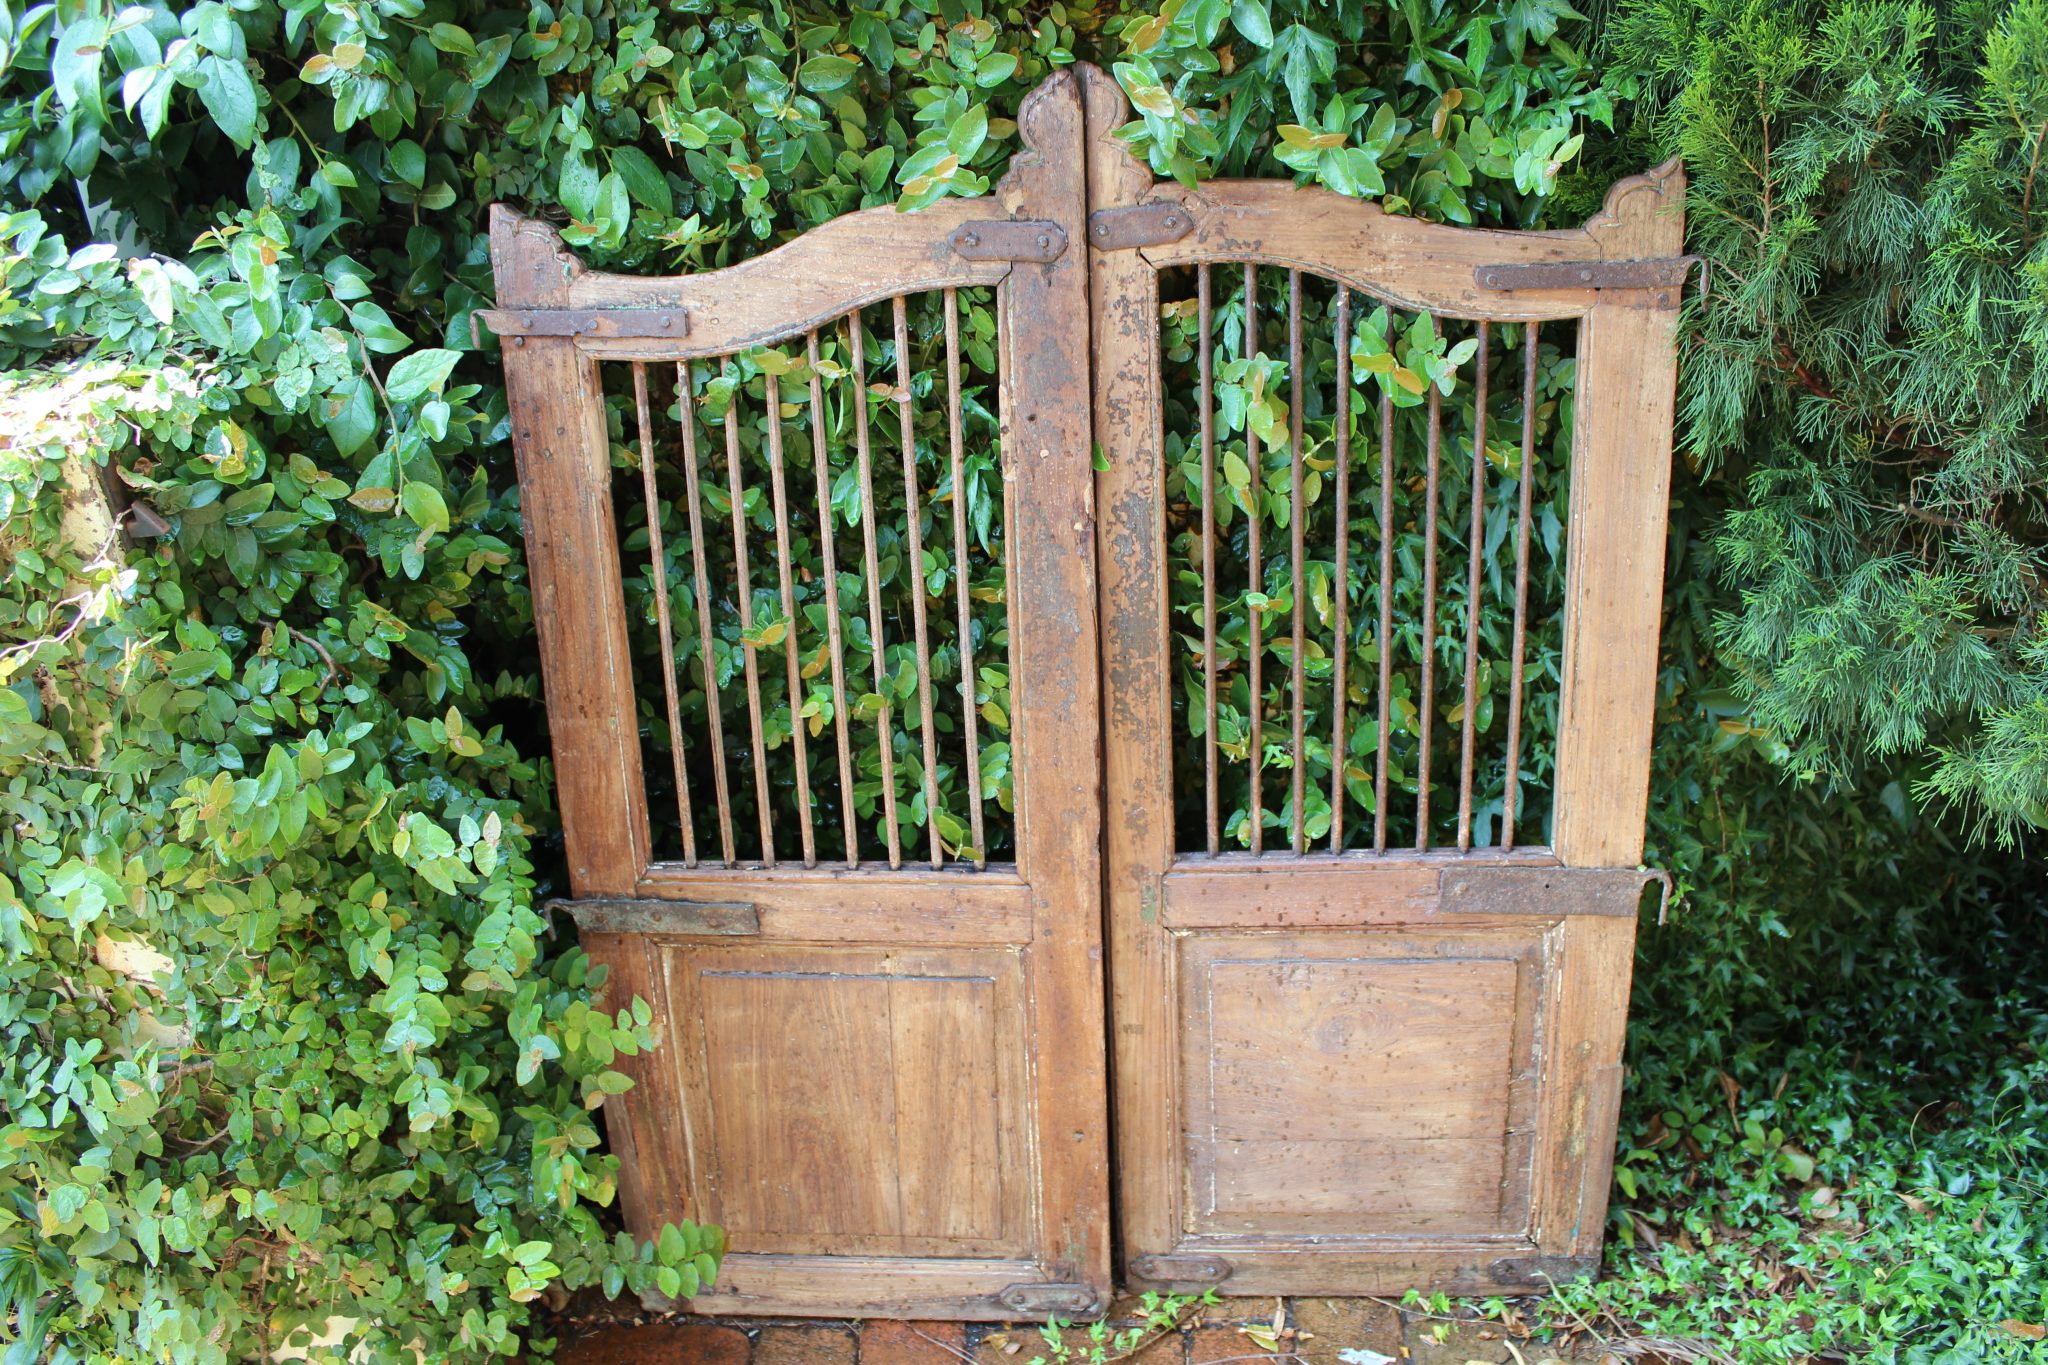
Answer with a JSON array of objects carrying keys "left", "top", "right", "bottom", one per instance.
[{"left": 486, "top": 66, "right": 1684, "bottom": 1320}]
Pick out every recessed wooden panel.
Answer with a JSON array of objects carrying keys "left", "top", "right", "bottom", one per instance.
[
  {"left": 1180, "top": 932, "right": 1543, "bottom": 1240},
  {"left": 1207, "top": 957, "right": 1517, "bottom": 1140},
  {"left": 1208, "top": 1139, "right": 1508, "bottom": 1228},
  {"left": 701, "top": 970, "right": 908, "bottom": 1239},
  {"left": 669, "top": 945, "right": 1033, "bottom": 1260}
]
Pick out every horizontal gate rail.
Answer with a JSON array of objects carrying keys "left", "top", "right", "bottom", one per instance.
[{"left": 486, "top": 199, "right": 1017, "bottom": 362}]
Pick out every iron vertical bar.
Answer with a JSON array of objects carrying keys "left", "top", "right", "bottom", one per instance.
[
  {"left": 849, "top": 311, "right": 904, "bottom": 868},
  {"left": 723, "top": 359, "right": 776, "bottom": 866},
  {"left": 806, "top": 331, "right": 861, "bottom": 867},
  {"left": 1417, "top": 318, "right": 1443, "bottom": 850},
  {"left": 1244, "top": 262, "right": 1263, "bottom": 856},
  {"left": 943, "top": 289, "right": 987, "bottom": 868},
  {"left": 893, "top": 295, "right": 944, "bottom": 868},
  {"left": 1457, "top": 322, "right": 1489, "bottom": 852},
  {"left": 1329, "top": 288, "right": 1352, "bottom": 852},
  {"left": 1504, "top": 322, "right": 1539, "bottom": 851},
  {"left": 677, "top": 361, "right": 737, "bottom": 866},
  {"left": 1199, "top": 264, "right": 1219, "bottom": 856},
  {"left": 1374, "top": 389, "right": 1394, "bottom": 854},
  {"left": 633, "top": 363, "right": 698, "bottom": 866},
  {"left": 1287, "top": 269, "right": 1306, "bottom": 855},
  {"left": 764, "top": 370, "right": 817, "bottom": 867}
]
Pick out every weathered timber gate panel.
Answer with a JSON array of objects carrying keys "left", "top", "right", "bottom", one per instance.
[
  {"left": 488, "top": 72, "right": 1111, "bottom": 1319},
  {"left": 488, "top": 65, "right": 1684, "bottom": 1318},
  {"left": 1082, "top": 67, "right": 1682, "bottom": 1296}
]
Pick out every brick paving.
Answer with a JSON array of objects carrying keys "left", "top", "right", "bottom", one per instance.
[{"left": 550, "top": 1295, "right": 1602, "bottom": 1365}]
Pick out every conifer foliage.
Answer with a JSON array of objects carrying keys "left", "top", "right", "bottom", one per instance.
[{"left": 1608, "top": 0, "right": 2048, "bottom": 836}]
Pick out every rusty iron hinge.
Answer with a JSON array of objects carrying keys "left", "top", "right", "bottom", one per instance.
[
  {"left": 1487, "top": 1254, "right": 1597, "bottom": 1286},
  {"left": 547, "top": 897, "right": 759, "bottom": 936},
  {"left": 1473, "top": 256, "right": 1703, "bottom": 299},
  {"left": 1438, "top": 865, "right": 1668, "bottom": 920},
  {"left": 123, "top": 500, "right": 172, "bottom": 538},
  {"left": 1088, "top": 201, "right": 1195, "bottom": 251},
  {"left": 951, "top": 219, "right": 1068, "bottom": 263},
  {"left": 997, "top": 1282, "right": 1104, "bottom": 1316},
  {"left": 1128, "top": 1252, "right": 1232, "bottom": 1285},
  {"left": 473, "top": 307, "right": 689, "bottom": 343}
]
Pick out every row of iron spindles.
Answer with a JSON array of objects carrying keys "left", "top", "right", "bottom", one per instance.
[
  {"left": 1192, "top": 264, "right": 1546, "bottom": 857},
  {"left": 628, "top": 290, "right": 996, "bottom": 872}
]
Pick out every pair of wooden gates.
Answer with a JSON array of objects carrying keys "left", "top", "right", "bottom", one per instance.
[{"left": 487, "top": 66, "right": 1684, "bottom": 1319}]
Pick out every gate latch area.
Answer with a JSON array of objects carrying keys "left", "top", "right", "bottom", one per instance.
[
  {"left": 1487, "top": 1254, "right": 1597, "bottom": 1287},
  {"left": 548, "top": 897, "right": 760, "bottom": 936},
  {"left": 997, "top": 1282, "right": 1104, "bottom": 1315},
  {"left": 950, "top": 220, "right": 1068, "bottom": 263},
  {"left": 1472, "top": 256, "right": 1703, "bottom": 303},
  {"left": 1129, "top": 1252, "right": 1232, "bottom": 1285},
  {"left": 473, "top": 307, "right": 688, "bottom": 342},
  {"left": 1439, "top": 866, "right": 1667, "bottom": 920},
  {"left": 1088, "top": 201, "right": 1195, "bottom": 251}
]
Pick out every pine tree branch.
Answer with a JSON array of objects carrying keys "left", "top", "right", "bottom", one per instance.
[
  {"left": 2023, "top": 117, "right": 2046, "bottom": 242},
  {"left": 1775, "top": 342, "right": 1835, "bottom": 403},
  {"left": 1896, "top": 502, "right": 1967, "bottom": 531}
]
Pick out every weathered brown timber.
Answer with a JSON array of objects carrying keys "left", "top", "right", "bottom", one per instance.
[
  {"left": 489, "top": 71, "right": 1112, "bottom": 1321},
  {"left": 1082, "top": 68, "right": 1686, "bottom": 1299},
  {"left": 491, "top": 64, "right": 1685, "bottom": 1317}
]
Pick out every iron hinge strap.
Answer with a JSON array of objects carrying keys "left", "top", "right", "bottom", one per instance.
[
  {"left": 472, "top": 307, "right": 689, "bottom": 343},
  {"left": 1473, "top": 256, "right": 1705, "bottom": 301},
  {"left": 1087, "top": 201, "right": 1196, "bottom": 251},
  {"left": 546, "top": 896, "right": 759, "bottom": 936},
  {"left": 1128, "top": 1252, "right": 1232, "bottom": 1285},
  {"left": 1438, "top": 865, "right": 1669, "bottom": 920},
  {"left": 950, "top": 219, "right": 1068, "bottom": 263},
  {"left": 996, "top": 1282, "right": 1104, "bottom": 1315}
]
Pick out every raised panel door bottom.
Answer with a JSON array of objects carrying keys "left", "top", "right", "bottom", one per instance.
[
  {"left": 665, "top": 944, "right": 1036, "bottom": 1261},
  {"left": 1179, "top": 928, "right": 1544, "bottom": 1241}
]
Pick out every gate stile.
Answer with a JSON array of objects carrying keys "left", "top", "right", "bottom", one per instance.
[{"left": 489, "top": 64, "right": 1686, "bottom": 1318}]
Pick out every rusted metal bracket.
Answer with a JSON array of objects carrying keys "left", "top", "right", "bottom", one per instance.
[
  {"left": 1128, "top": 1252, "right": 1232, "bottom": 1285},
  {"left": 1088, "top": 201, "right": 1195, "bottom": 251},
  {"left": 997, "top": 1282, "right": 1104, "bottom": 1316},
  {"left": 473, "top": 307, "right": 689, "bottom": 342},
  {"left": 1439, "top": 866, "right": 1663, "bottom": 919},
  {"left": 951, "top": 220, "right": 1068, "bottom": 263},
  {"left": 547, "top": 897, "right": 759, "bottom": 936},
  {"left": 1473, "top": 256, "right": 1701, "bottom": 297},
  {"left": 1487, "top": 1254, "right": 1597, "bottom": 1286},
  {"left": 123, "top": 500, "right": 172, "bottom": 538}
]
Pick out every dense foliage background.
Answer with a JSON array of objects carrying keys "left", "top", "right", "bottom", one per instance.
[{"left": 0, "top": 1, "right": 2044, "bottom": 1363}]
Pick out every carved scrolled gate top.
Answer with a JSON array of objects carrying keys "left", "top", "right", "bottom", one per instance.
[{"left": 1090, "top": 159, "right": 1690, "bottom": 320}]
